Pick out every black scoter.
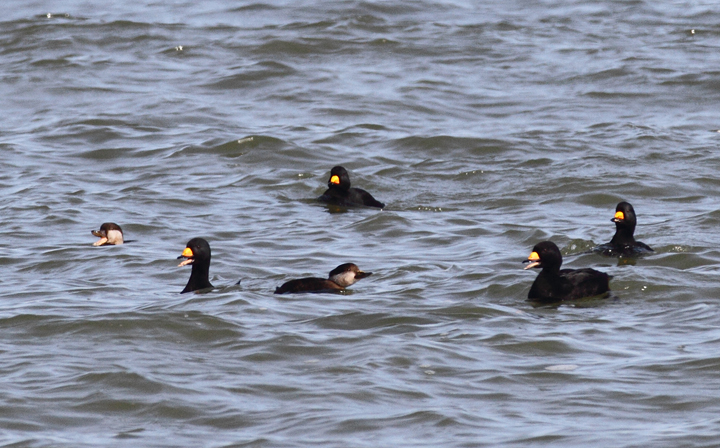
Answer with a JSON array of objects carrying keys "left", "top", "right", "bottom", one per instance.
[
  {"left": 92, "top": 222, "right": 124, "bottom": 246},
  {"left": 594, "top": 201, "right": 653, "bottom": 257},
  {"left": 275, "top": 263, "right": 372, "bottom": 294},
  {"left": 317, "top": 166, "right": 385, "bottom": 208},
  {"left": 177, "top": 237, "right": 214, "bottom": 294},
  {"left": 524, "top": 241, "right": 610, "bottom": 302}
]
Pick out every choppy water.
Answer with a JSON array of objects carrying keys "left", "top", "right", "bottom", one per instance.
[{"left": 2, "top": 1, "right": 720, "bottom": 446}]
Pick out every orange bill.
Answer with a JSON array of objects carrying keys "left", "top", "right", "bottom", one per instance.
[
  {"left": 523, "top": 251, "right": 541, "bottom": 270},
  {"left": 178, "top": 247, "right": 195, "bottom": 266}
]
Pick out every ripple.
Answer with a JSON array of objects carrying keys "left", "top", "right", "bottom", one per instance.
[{"left": 3, "top": 1, "right": 720, "bottom": 446}]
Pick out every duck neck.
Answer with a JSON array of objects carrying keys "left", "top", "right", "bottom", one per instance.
[
  {"left": 530, "top": 267, "right": 564, "bottom": 300},
  {"left": 541, "top": 264, "right": 561, "bottom": 277},
  {"left": 185, "top": 263, "right": 212, "bottom": 292},
  {"left": 610, "top": 225, "right": 636, "bottom": 246}
]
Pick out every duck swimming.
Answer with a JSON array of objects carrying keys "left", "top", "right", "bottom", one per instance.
[
  {"left": 594, "top": 201, "right": 653, "bottom": 257},
  {"left": 524, "top": 241, "right": 610, "bottom": 302},
  {"left": 91, "top": 223, "right": 124, "bottom": 246},
  {"left": 275, "top": 263, "right": 372, "bottom": 294},
  {"left": 177, "top": 237, "right": 214, "bottom": 293},
  {"left": 317, "top": 166, "right": 385, "bottom": 208}
]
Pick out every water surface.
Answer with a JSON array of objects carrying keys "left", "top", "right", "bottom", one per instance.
[{"left": 2, "top": 1, "right": 720, "bottom": 446}]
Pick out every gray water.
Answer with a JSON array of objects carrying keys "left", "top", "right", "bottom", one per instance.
[{"left": 2, "top": 1, "right": 720, "bottom": 446}]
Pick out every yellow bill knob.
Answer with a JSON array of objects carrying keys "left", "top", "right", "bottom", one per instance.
[
  {"left": 181, "top": 247, "right": 194, "bottom": 258},
  {"left": 614, "top": 211, "right": 625, "bottom": 220},
  {"left": 330, "top": 175, "right": 340, "bottom": 185},
  {"left": 523, "top": 250, "right": 541, "bottom": 270}
]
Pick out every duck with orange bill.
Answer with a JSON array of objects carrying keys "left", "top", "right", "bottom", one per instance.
[
  {"left": 594, "top": 201, "right": 653, "bottom": 257},
  {"left": 177, "top": 238, "right": 214, "bottom": 293},
  {"left": 524, "top": 241, "right": 610, "bottom": 302},
  {"left": 317, "top": 166, "right": 385, "bottom": 208}
]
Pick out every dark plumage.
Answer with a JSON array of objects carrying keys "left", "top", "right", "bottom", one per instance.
[
  {"left": 177, "top": 238, "right": 214, "bottom": 294},
  {"left": 317, "top": 166, "right": 385, "bottom": 208},
  {"left": 274, "top": 263, "right": 372, "bottom": 294},
  {"left": 594, "top": 201, "right": 653, "bottom": 257},
  {"left": 524, "top": 241, "right": 610, "bottom": 302},
  {"left": 91, "top": 222, "right": 124, "bottom": 246}
]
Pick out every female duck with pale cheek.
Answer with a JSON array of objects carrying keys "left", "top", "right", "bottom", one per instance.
[
  {"left": 177, "top": 237, "right": 214, "bottom": 294},
  {"left": 91, "top": 223, "right": 124, "bottom": 246},
  {"left": 275, "top": 263, "right": 372, "bottom": 294},
  {"left": 524, "top": 241, "right": 610, "bottom": 302},
  {"left": 317, "top": 166, "right": 385, "bottom": 208}
]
